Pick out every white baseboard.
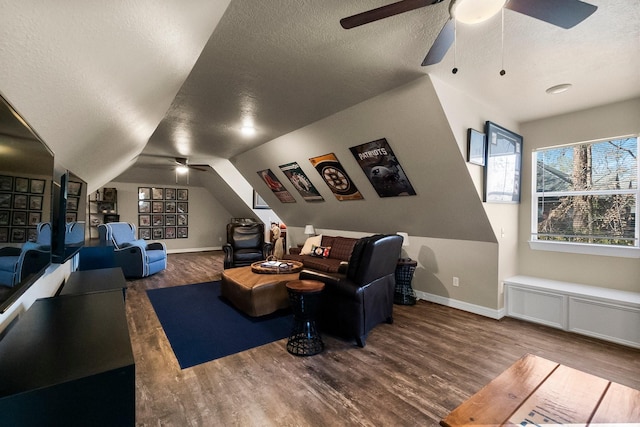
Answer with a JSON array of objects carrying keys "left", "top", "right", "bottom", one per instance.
[
  {"left": 414, "top": 290, "right": 505, "bottom": 320},
  {"left": 167, "top": 246, "right": 221, "bottom": 254}
]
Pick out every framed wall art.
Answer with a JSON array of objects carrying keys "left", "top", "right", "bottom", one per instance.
[
  {"left": 138, "top": 187, "right": 151, "bottom": 200},
  {"left": 28, "top": 212, "right": 41, "bottom": 226},
  {"left": 139, "top": 228, "right": 151, "bottom": 240},
  {"left": 67, "top": 180, "right": 82, "bottom": 196},
  {"left": 139, "top": 214, "right": 151, "bottom": 227},
  {"left": 0, "top": 176, "right": 13, "bottom": 192},
  {"left": 279, "top": 162, "right": 324, "bottom": 202},
  {"left": 257, "top": 169, "right": 296, "bottom": 203},
  {"left": 138, "top": 201, "right": 151, "bottom": 213},
  {"left": 467, "top": 128, "right": 486, "bottom": 166},
  {"left": 151, "top": 187, "right": 164, "bottom": 200},
  {"left": 484, "top": 121, "right": 523, "bottom": 203},
  {"left": 253, "top": 191, "right": 269, "bottom": 209},
  {"left": 177, "top": 189, "right": 188, "bottom": 201},
  {"left": 30, "top": 195, "right": 43, "bottom": 210},
  {"left": 309, "top": 153, "right": 363, "bottom": 201},
  {"left": 350, "top": 138, "right": 416, "bottom": 198},
  {"left": 138, "top": 187, "right": 190, "bottom": 239},
  {"left": 30, "top": 179, "right": 46, "bottom": 194},
  {"left": 14, "top": 177, "right": 29, "bottom": 193}
]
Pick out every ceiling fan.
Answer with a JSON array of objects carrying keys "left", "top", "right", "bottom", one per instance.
[
  {"left": 340, "top": 0, "right": 598, "bottom": 67},
  {"left": 173, "top": 157, "right": 210, "bottom": 172}
]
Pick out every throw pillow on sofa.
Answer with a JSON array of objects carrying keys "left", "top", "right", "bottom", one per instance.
[
  {"left": 310, "top": 245, "right": 331, "bottom": 258},
  {"left": 300, "top": 234, "right": 322, "bottom": 255}
]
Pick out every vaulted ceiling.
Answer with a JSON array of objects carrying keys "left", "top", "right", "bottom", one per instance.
[{"left": 1, "top": 0, "right": 638, "bottom": 187}]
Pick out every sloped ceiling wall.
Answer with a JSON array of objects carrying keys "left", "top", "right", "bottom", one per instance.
[
  {"left": 0, "top": 1, "right": 230, "bottom": 191},
  {"left": 232, "top": 75, "right": 496, "bottom": 243}
]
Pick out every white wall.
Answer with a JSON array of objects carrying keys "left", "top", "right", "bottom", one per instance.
[
  {"left": 233, "top": 76, "right": 504, "bottom": 311},
  {"left": 518, "top": 98, "right": 640, "bottom": 292},
  {"left": 432, "top": 75, "right": 521, "bottom": 309},
  {"left": 0, "top": 260, "right": 71, "bottom": 334},
  {"left": 103, "top": 181, "right": 231, "bottom": 252}
]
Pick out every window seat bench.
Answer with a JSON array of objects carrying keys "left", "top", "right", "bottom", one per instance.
[{"left": 504, "top": 275, "right": 640, "bottom": 349}]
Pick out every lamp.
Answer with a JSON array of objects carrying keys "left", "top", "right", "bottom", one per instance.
[
  {"left": 304, "top": 224, "right": 315, "bottom": 237},
  {"left": 450, "top": 0, "right": 506, "bottom": 24}
]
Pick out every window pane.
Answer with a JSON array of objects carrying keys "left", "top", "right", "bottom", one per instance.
[
  {"left": 537, "top": 138, "right": 637, "bottom": 192},
  {"left": 537, "top": 194, "right": 636, "bottom": 246}
]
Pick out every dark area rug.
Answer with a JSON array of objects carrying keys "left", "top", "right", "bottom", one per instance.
[{"left": 147, "top": 281, "right": 292, "bottom": 369}]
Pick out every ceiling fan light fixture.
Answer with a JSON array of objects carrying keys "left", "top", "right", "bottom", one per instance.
[
  {"left": 450, "top": 0, "right": 506, "bottom": 24},
  {"left": 546, "top": 83, "right": 573, "bottom": 94},
  {"left": 176, "top": 165, "right": 189, "bottom": 174}
]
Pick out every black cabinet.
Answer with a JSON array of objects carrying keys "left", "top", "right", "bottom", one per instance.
[
  {"left": 60, "top": 267, "right": 127, "bottom": 297},
  {"left": 78, "top": 243, "right": 115, "bottom": 271},
  {"left": 0, "top": 291, "right": 135, "bottom": 426}
]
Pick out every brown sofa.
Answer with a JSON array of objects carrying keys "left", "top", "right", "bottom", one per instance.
[{"left": 283, "top": 235, "right": 358, "bottom": 273}]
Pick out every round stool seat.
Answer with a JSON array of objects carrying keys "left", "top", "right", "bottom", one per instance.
[
  {"left": 286, "top": 279, "right": 325, "bottom": 293},
  {"left": 285, "top": 280, "right": 325, "bottom": 356}
]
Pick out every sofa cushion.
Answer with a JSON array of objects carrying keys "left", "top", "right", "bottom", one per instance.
[
  {"left": 310, "top": 245, "right": 331, "bottom": 258},
  {"left": 324, "top": 236, "right": 357, "bottom": 261},
  {"left": 300, "top": 234, "right": 322, "bottom": 255}
]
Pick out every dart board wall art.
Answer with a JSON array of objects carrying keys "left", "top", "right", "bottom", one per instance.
[{"left": 309, "top": 153, "right": 363, "bottom": 201}]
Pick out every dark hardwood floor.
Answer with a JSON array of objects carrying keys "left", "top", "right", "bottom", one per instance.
[{"left": 127, "top": 251, "right": 640, "bottom": 426}]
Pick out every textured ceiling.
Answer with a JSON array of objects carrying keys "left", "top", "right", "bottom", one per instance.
[{"left": 140, "top": 0, "right": 640, "bottom": 168}]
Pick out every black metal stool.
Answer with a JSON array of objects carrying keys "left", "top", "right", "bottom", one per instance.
[
  {"left": 285, "top": 279, "right": 325, "bottom": 356},
  {"left": 394, "top": 258, "right": 417, "bottom": 305}
]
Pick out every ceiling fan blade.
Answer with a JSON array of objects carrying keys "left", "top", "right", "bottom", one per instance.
[
  {"left": 340, "top": 0, "right": 443, "bottom": 29},
  {"left": 505, "top": 0, "right": 597, "bottom": 29},
  {"left": 189, "top": 165, "right": 210, "bottom": 172},
  {"left": 422, "top": 18, "right": 454, "bottom": 66}
]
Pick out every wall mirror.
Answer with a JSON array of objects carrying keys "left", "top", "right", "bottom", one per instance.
[{"left": 0, "top": 94, "right": 54, "bottom": 313}]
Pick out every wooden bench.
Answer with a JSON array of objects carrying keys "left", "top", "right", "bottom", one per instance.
[{"left": 504, "top": 275, "right": 640, "bottom": 349}]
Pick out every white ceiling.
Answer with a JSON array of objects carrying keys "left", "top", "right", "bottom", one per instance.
[
  {"left": 141, "top": 0, "right": 640, "bottom": 167},
  {"left": 0, "top": 1, "right": 638, "bottom": 186}
]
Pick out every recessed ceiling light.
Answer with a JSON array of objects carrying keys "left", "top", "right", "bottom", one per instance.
[
  {"left": 546, "top": 83, "right": 573, "bottom": 94},
  {"left": 241, "top": 125, "right": 256, "bottom": 137}
]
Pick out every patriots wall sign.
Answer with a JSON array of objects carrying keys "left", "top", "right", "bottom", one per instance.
[{"left": 350, "top": 138, "right": 416, "bottom": 197}]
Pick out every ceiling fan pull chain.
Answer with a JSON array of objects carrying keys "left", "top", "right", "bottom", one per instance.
[
  {"left": 500, "top": 7, "right": 506, "bottom": 76},
  {"left": 452, "top": 18, "right": 458, "bottom": 74}
]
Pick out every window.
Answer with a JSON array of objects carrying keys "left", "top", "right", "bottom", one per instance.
[{"left": 532, "top": 136, "right": 638, "bottom": 254}]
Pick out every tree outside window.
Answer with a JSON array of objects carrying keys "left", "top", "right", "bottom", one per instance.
[{"left": 533, "top": 136, "right": 638, "bottom": 247}]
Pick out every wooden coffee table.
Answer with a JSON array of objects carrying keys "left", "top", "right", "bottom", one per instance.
[
  {"left": 221, "top": 265, "right": 300, "bottom": 317},
  {"left": 441, "top": 353, "right": 640, "bottom": 426}
]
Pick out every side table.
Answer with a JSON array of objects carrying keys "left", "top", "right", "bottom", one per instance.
[
  {"left": 285, "top": 280, "right": 325, "bottom": 356},
  {"left": 394, "top": 258, "right": 417, "bottom": 305}
]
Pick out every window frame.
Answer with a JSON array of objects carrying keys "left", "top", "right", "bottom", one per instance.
[{"left": 529, "top": 135, "right": 640, "bottom": 258}]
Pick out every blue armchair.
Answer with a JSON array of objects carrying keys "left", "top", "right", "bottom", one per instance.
[
  {"left": 0, "top": 223, "right": 52, "bottom": 287},
  {"left": 98, "top": 222, "right": 167, "bottom": 278}
]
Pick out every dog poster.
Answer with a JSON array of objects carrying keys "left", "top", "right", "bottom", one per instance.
[
  {"left": 279, "top": 162, "right": 324, "bottom": 202},
  {"left": 350, "top": 138, "right": 416, "bottom": 197},
  {"left": 309, "top": 153, "right": 363, "bottom": 201}
]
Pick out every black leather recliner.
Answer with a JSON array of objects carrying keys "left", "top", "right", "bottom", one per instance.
[
  {"left": 299, "top": 234, "right": 403, "bottom": 347},
  {"left": 222, "top": 222, "right": 272, "bottom": 269}
]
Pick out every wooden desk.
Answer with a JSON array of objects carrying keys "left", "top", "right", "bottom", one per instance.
[{"left": 441, "top": 353, "right": 640, "bottom": 426}]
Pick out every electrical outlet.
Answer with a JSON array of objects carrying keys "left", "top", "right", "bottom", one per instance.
[{"left": 453, "top": 277, "right": 459, "bottom": 287}]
